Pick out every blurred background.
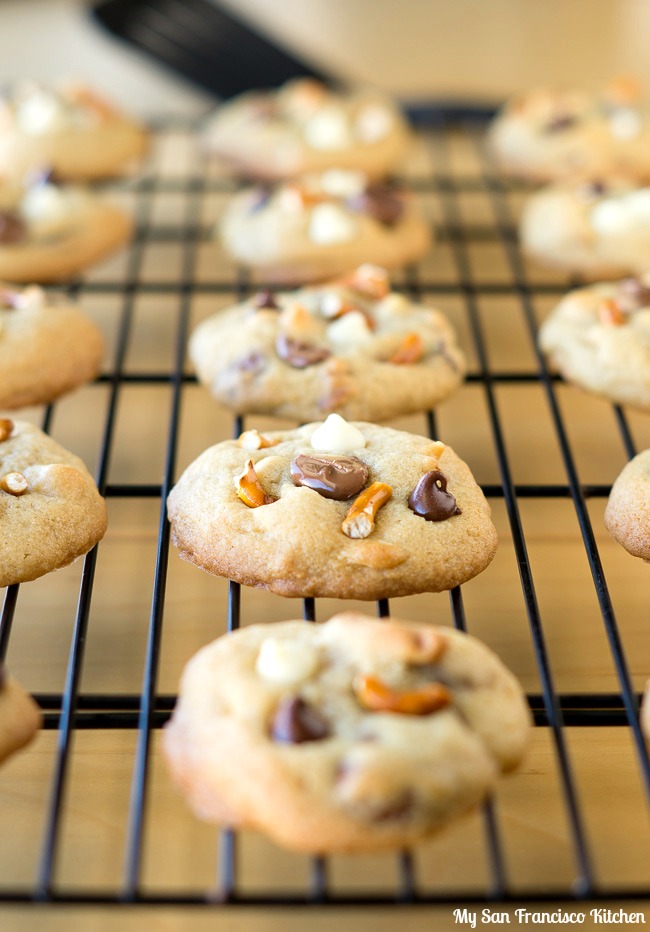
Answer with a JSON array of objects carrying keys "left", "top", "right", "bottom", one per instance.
[{"left": 2, "top": 0, "right": 650, "bottom": 114}]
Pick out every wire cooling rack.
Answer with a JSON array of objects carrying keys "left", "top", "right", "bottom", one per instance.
[{"left": 0, "top": 110, "right": 649, "bottom": 914}]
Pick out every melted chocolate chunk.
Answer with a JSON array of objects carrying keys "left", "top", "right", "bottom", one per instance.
[
  {"left": 0, "top": 211, "right": 26, "bottom": 245},
  {"left": 275, "top": 333, "right": 330, "bottom": 368},
  {"left": 408, "top": 469, "right": 461, "bottom": 522},
  {"left": 544, "top": 113, "right": 579, "bottom": 133},
  {"left": 346, "top": 184, "right": 405, "bottom": 226},
  {"left": 291, "top": 453, "right": 369, "bottom": 500},
  {"left": 253, "top": 289, "right": 279, "bottom": 310},
  {"left": 617, "top": 277, "right": 650, "bottom": 310},
  {"left": 271, "top": 696, "right": 329, "bottom": 744}
]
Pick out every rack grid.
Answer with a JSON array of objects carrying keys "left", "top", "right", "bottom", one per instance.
[{"left": 0, "top": 109, "right": 649, "bottom": 914}]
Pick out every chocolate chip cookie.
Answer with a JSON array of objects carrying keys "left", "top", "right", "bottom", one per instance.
[
  {"left": 0, "top": 172, "right": 132, "bottom": 283},
  {"left": 164, "top": 612, "right": 530, "bottom": 853},
  {"left": 521, "top": 177, "right": 650, "bottom": 279},
  {"left": 0, "top": 666, "right": 41, "bottom": 765},
  {"left": 0, "top": 283, "right": 104, "bottom": 410},
  {"left": 0, "top": 81, "right": 148, "bottom": 181},
  {"left": 489, "top": 78, "right": 650, "bottom": 183},
  {"left": 538, "top": 276, "right": 650, "bottom": 410},
  {"left": 0, "top": 419, "right": 108, "bottom": 587},
  {"left": 167, "top": 417, "right": 497, "bottom": 600},
  {"left": 189, "top": 265, "right": 465, "bottom": 422},
  {"left": 604, "top": 450, "right": 650, "bottom": 562},
  {"left": 218, "top": 171, "right": 431, "bottom": 284},
  {"left": 203, "top": 78, "right": 411, "bottom": 180}
]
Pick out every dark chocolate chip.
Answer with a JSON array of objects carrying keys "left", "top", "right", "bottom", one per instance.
[
  {"left": 271, "top": 696, "right": 329, "bottom": 744},
  {"left": 253, "top": 289, "right": 279, "bottom": 310},
  {"left": 248, "top": 185, "right": 273, "bottom": 213},
  {"left": 617, "top": 277, "right": 650, "bottom": 310},
  {"left": 408, "top": 469, "right": 462, "bottom": 522},
  {"left": 290, "top": 453, "right": 369, "bottom": 500},
  {"left": 544, "top": 113, "right": 579, "bottom": 133},
  {"left": 346, "top": 184, "right": 405, "bottom": 226},
  {"left": 236, "top": 351, "right": 266, "bottom": 374},
  {"left": 275, "top": 333, "right": 330, "bottom": 368},
  {"left": 0, "top": 211, "right": 27, "bottom": 245}
]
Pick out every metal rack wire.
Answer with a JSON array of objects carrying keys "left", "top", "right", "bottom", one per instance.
[{"left": 0, "top": 109, "right": 649, "bottom": 911}]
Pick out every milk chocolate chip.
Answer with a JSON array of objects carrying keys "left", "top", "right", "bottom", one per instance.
[
  {"left": 0, "top": 211, "right": 26, "bottom": 245},
  {"left": 271, "top": 696, "right": 329, "bottom": 744},
  {"left": 408, "top": 469, "right": 461, "bottom": 521},
  {"left": 291, "top": 453, "right": 368, "bottom": 500},
  {"left": 276, "top": 333, "right": 330, "bottom": 368},
  {"left": 347, "top": 184, "right": 404, "bottom": 226}
]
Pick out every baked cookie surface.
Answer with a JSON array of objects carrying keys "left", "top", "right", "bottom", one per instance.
[
  {"left": 0, "top": 173, "right": 132, "bottom": 283},
  {"left": 167, "top": 417, "right": 497, "bottom": 600},
  {"left": 0, "top": 667, "right": 41, "bottom": 765},
  {"left": 0, "top": 283, "right": 104, "bottom": 410},
  {"left": 164, "top": 612, "right": 530, "bottom": 853},
  {"left": 219, "top": 171, "right": 431, "bottom": 284},
  {"left": 604, "top": 450, "right": 650, "bottom": 562},
  {"left": 190, "top": 265, "right": 465, "bottom": 422},
  {"left": 538, "top": 276, "right": 650, "bottom": 410},
  {"left": 488, "top": 78, "right": 650, "bottom": 182},
  {"left": 0, "top": 419, "right": 108, "bottom": 587},
  {"left": 0, "top": 81, "right": 148, "bottom": 181},
  {"left": 203, "top": 78, "right": 411, "bottom": 180},
  {"left": 521, "top": 178, "right": 650, "bottom": 279}
]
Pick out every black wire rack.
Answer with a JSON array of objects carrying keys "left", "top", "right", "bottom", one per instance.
[{"left": 1, "top": 109, "right": 649, "bottom": 914}]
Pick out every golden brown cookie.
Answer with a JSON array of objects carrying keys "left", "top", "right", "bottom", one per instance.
[
  {"left": 219, "top": 171, "right": 431, "bottom": 284},
  {"left": 203, "top": 78, "right": 411, "bottom": 180},
  {"left": 0, "top": 667, "right": 41, "bottom": 765},
  {"left": 189, "top": 265, "right": 465, "bottom": 422},
  {"left": 538, "top": 276, "right": 650, "bottom": 411},
  {"left": 167, "top": 417, "right": 497, "bottom": 600},
  {"left": 0, "top": 283, "right": 104, "bottom": 410},
  {"left": 489, "top": 78, "right": 650, "bottom": 183},
  {"left": 0, "top": 419, "right": 108, "bottom": 587},
  {"left": 0, "top": 81, "right": 148, "bottom": 181},
  {"left": 0, "top": 173, "right": 132, "bottom": 283},
  {"left": 604, "top": 450, "right": 650, "bottom": 562},
  {"left": 164, "top": 612, "right": 530, "bottom": 853}
]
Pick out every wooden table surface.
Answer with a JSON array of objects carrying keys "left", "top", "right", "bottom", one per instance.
[{"left": 0, "top": 124, "right": 649, "bottom": 931}]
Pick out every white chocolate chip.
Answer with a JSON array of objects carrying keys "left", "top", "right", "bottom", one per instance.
[
  {"left": 376, "top": 292, "right": 411, "bottom": 316},
  {"left": 609, "top": 108, "right": 641, "bottom": 140},
  {"left": 319, "top": 169, "right": 366, "bottom": 199},
  {"left": 624, "top": 189, "right": 650, "bottom": 220},
  {"left": 0, "top": 472, "right": 28, "bottom": 496},
  {"left": 309, "top": 203, "right": 357, "bottom": 245},
  {"left": 591, "top": 199, "right": 631, "bottom": 235},
  {"left": 20, "top": 183, "right": 76, "bottom": 238},
  {"left": 310, "top": 413, "right": 366, "bottom": 452},
  {"left": 327, "top": 311, "right": 372, "bottom": 348},
  {"left": 16, "top": 285, "right": 46, "bottom": 309},
  {"left": 255, "top": 636, "right": 320, "bottom": 685},
  {"left": 304, "top": 106, "right": 351, "bottom": 150},
  {"left": 16, "top": 87, "right": 71, "bottom": 135},
  {"left": 355, "top": 103, "right": 393, "bottom": 143},
  {"left": 277, "top": 186, "right": 306, "bottom": 213}
]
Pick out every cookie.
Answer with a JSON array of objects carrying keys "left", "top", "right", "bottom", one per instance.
[
  {"left": 489, "top": 77, "right": 650, "bottom": 183},
  {"left": 167, "top": 417, "right": 497, "bottom": 600},
  {"left": 0, "top": 418, "right": 108, "bottom": 587},
  {"left": 0, "top": 81, "right": 148, "bottom": 181},
  {"left": 218, "top": 171, "right": 431, "bottom": 284},
  {"left": 164, "top": 611, "right": 530, "bottom": 853},
  {"left": 203, "top": 78, "right": 411, "bottom": 180},
  {"left": 189, "top": 265, "right": 465, "bottom": 422},
  {"left": 0, "top": 283, "right": 104, "bottom": 410},
  {"left": 0, "top": 666, "right": 41, "bottom": 765},
  {"left": 604, "top": 450, "right": 650, "bottom": 562},
  {"left": 521, "top": 177, "right": 650, "bottom": 279},
  {"left": 538, "top": 276, "right": 650, "bottom": 410},
  {"left": 0, "top": 172, "right": 132, "bottom": 282}
]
